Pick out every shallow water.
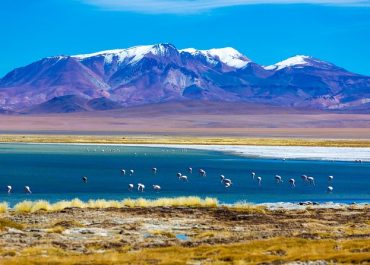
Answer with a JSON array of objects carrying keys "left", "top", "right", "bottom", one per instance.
[{"left": 0, "top": 143, "right": 369, "bottom": 206}]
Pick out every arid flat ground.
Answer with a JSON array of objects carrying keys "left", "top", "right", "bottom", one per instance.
[
  {"left": 0, "top": 205, "right": 369, "bottom": 264},
  {"left": 1, "top": 102, "right": 370, "bottom": 139}
]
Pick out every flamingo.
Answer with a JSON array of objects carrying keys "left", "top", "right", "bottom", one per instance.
[
  {"left": 6, "top": 185, "right": 12, "bottom": 194},
  {"left": 24, "top": 186, "right": 32, "bottom": 194},
  {"left": 128, "top": 184, "right": 134, "bottom": 191},
  {"left": 220, "top": 175, "right": 232, "bottom": 187},
  {"left": 328, "top": 175, "right": 334, "bottom": 182},
  {"left": 188, "top": 167, "right": 193, "bottom": 174},
  {"left": 152, "top": 185, "right": 161, "bottom": 191},
  {"left": 301, "top": 175, "right": 308, "bottom": 183},
  {"left": 82, "top": 176, "right": 88, "bottom": 183},
  {"left": 275, "top": 175, "right": 283, "bottom": 184},
  {"left": 251, "top": 172, "right": 256, "bottom": 180},
  {"left": 152, "top": 168, "right": 158, "bottom": 174},
  {"left": 178, "top": 174, "right": 188, "bottom": 182},
  {"left": 289, "top": 178, "right": 296, "bottom": 188},
  {"left": 257, "top": 176, "right": 262, "bottom": 186},
  {"left": 130, "top": 169, "right": 134, "bottom": 176},
  {"left": 137, "top": 183, "right": 145, "bottom": 192},
  {"left": 199, "top": 169, "right": 206, "bottom": 177},
  {"left": 307, "top": 176, "right": 315, "bottom": 186},
  {"left": 327, "top": 186, "right": 334, "bottom": 193},
  {"left": 121, "top": 169, "right": 126, "bottom": 175}
]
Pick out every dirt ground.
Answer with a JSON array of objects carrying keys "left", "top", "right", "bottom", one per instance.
[
  {"left": 0, "top": 205, "right": 369, "bottom": 264},
  {"left": 1, "top": 101, "right": 370, "bottom": 139}
]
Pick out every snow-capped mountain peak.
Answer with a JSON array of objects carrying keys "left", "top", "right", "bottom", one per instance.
[
  {"left": 180, "top": 47, "right": 251, "bottom": 68},
  {"left": 264, "top": 55, "right": 312, "bottom": 70},
  {"left": 264, "top": 55, "right": 334, "bottom": 71},
  {"left": 71, "top": 44, "right": 178, "bottom": 65},
  {"left": 65, "top": 44, "right": 251, "bottom": 68}
]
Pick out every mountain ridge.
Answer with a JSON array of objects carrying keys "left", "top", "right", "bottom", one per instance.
[{"left": 1, "top": 43, "right": 369, "bottom": 113}]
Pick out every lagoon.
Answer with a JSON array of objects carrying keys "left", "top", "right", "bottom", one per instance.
[{"left": 0, "top": 143, "right": 369, "bottom": 206}]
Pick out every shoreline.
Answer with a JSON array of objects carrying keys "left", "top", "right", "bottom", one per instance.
[
  {"left": 1, "top": 194, "right": 370, "bottom": 208},
  {"left": 2, "top": 140, "right": 370, "bottom": 162},
  {"left": 124, "top": 144, "right": 370, "bottom": 162},
  {"left": 1, "top": 197, "right": 369, "bottom": 211}
]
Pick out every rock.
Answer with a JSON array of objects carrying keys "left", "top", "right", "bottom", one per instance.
[{"left": 6, "top": 228, "right": 25, "bottom": 235}]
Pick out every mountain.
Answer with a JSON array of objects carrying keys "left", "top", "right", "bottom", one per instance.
[
  {"left": 0, "top": 43, "right": 369, "bottom": 113},
  {"left": 25, "top": 95, "right": 122, "bottom": 114}
]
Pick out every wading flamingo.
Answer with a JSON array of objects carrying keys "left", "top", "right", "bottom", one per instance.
[
  {"left": 275, "top": 175, "right": 283, "bottom": 184},
  {"left": 137, "top": 183, "right": 145, "bottom": 192},
  {"left": 24, "top": 186, "right": 32, "bottom": 194},
  {"left": 220, "top": 175, "right": 232, "bottom": 187}
]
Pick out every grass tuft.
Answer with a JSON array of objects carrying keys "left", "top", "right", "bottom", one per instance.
[
  {"left": 149, "top": 230, "right": 176, "bottom": 238},
  {"left": 14, "top": 201, "right": 33, "bottom": 213},
  {"left": 30, "top": 200, "right": 52, "bottom": 212},
  {"left": 230, "top": 203, "right": 267, "bottom": 214},
  {"left": 0, "top": 202, "right": 9, "bottom": 213}
]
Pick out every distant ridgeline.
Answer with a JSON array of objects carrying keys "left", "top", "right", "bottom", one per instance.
[{"left": 0, "top": 43, "right": 369, "bottom": 113}]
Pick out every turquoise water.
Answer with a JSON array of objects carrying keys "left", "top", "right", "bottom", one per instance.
[{"left": 0, "top": 143, "right": 369, "bottom": 206}]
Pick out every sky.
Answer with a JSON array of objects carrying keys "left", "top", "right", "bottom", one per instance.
[{"left": 0, "top": 0, "right": 369, "bottom": 76}]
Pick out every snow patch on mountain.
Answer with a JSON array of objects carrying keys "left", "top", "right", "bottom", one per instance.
[
  {"left": 72, "top": 45, "right": 152, "bottom": 64},
  {"left": 265, "top": 55, "right": 312, "bottom": 70},
  {"left": 180, "top": 47, "right": 251, "bottom": 68},
  {"left": 264, "top": 55, "right": 336, "bottom": 71},
  {"left": 72, "top": 44, "right": 176, "bottom": 65}
]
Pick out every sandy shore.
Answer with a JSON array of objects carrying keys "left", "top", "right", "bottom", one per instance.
[
  {"left": 0, "top": 204, "right": 369, "bottom": 264},
  {"left": 124, "top": 144, "right": 370, "bottom": 161}
]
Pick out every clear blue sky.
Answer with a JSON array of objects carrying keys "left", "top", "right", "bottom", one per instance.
[{"left": 1, "top": 0, "right": 370, "bottom": 76}]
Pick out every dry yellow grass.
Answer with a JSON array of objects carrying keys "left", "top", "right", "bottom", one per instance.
[
  {"left": 13, "top": 201, "right": 34, "bottom": 213},
  {"left": 0, "top": 202, "right": 9, "bottom": 213},
  {"left": 121, "top": 196, "right": 218, "bottom": 208},
  {"left": 1, "top": 134, "right": 370, "bottom": 147},
  {"left": 11, "top": 197, "right": 219, "bottom": 213},
  {"left": 45, "top": 226, "right": 65, "bottom": 234},
  {"left": 149, "top": 230, "right": 176, "bottom": 238},
  {"left": 1, "top": 237, "right": 369, "bottom": 264},
  {"left": 230, "top": 203, "right": 267, "bottom": 214},
  {"left": 14, "top": 200, "right": 52, "bottom": 213},
  {"left": 0, "top": 218, "right": 24, "bottom": 231}
]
